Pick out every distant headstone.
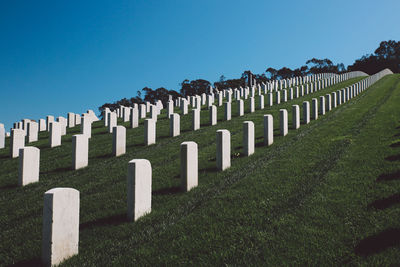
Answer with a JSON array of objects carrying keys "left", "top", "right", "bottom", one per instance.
[
  {"left": 67, "top": 113, "right": 75, "bottom": 128},
  {"left": 303, "top": 101, "right": 310, "bottom": 124},
  {"left": 238, "top": 99, "right": 244, "bottom": 116},
  {"left": 192, "top": 109, "right": 200, "bottom": 131},
  {"left": 311, "top": 98, "right": 318, "bottom": 120},
  {"left": 11, "top": 129, "right": 25, "bottom": 157},
  {"left": 243, "top": 121, "right": 255, "bottom": 156},
  {"left": 170, "top": 113, "right": 180, "bottom": 137},
  {"left": 113, "top": 126, "right": 126, "bottom": 157},
  {"left": 108, "top": 112, "right": 117, "bottom": 133},
  {"left": 209, "top": 105, "right": 217, "bottom": 126},
  {"left": 27, "top": 121, "right": 39, "bottom": 143},
  {"left": 224, "top": 102, "right": 231, "bottom": 121},
  {"left": 263, "top": 115, "right": 273, "bottom": 146},
  {"left": 130, "top": 108, "right": 139, "bottom": 129},
  {"left": 144, "top": 119, "right": 156, "bottom": 146},
  {"left": 280, "top": 109, "right": 288, "bottom": 136},
  {"left": 49, "top": 122, "right": 61, "bottom": 148},
  {"left": 292, "top": 105, "right": 300, "bottom": 129}
]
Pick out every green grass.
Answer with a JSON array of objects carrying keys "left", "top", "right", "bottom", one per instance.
[{"left": 1, "top": 75, "right": 400, "bottom": 265}]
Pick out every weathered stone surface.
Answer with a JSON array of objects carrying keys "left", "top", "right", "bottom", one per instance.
[
  {"left": 292, "top": 105, "right": 300, "bottom": 129},
  {"left": 145, "top": 119, "right": 156, "bottom": 146},
  {"left": 18, "top": 146, "right": 40, "bottom": 186},
  {"left": 127, "top": 159, "right": 152, "bottom": 221},
  {"left": 263, "top": 114, "right": 273, "bottom": 146},
  {"left": 192, "top": 109, "right": 200, "bottom": 131},
  {"left": 216, "top": 129, "right": 230, "bottom": 171},
  {"left": 280, "top": 109, "right": 288, "bottom": 136},
  {"left": 303, "top": 101, "right": 310, "bottom": 124},
  {"left": 170, "top": 113, "right": 180, "bottom": 137},
  {"left": 243, "top": 121, "right": 255, "bottom": 156},
  {"left": 181, "top": 141, "right": 198, "bottom": 192},
  {"left": 42, "top": 188, "right": 79, "bottom": 266},
  {"left": 49, "top": 122, "right": 62, "bottom": 148},
  {"left": 72, "top": 134, "right": 88, "bottom": 170},
  {"left": 113, "top": 126, "right": 126, "bottom": 157}
]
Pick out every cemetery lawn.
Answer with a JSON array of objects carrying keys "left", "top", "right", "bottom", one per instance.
[{"left": 1, "top": 74, "right": 400, "bottom": 265}]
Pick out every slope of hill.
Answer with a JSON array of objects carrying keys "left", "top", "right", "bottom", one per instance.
[{"left": 1, "top": 73, "right": 400, "bottom": 265}]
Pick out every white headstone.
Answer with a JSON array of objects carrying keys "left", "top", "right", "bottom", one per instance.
[
  {"left": 112, "top": 126, "right": 126, "bottom": 157},
  {"left": 238, "top": 99, "right": 244, "bottom": 116},
  {"left": 312, "top": 98, "right": 318, "bottom": 120},
  {"left": 46, "top": 115, "right": 54, "bottom": 132},
  {"left": 319, "top": 96, "right": 326, "bottom": 115},
  {"left": 250, "top": 97, "right": 255, "bottom": 113},
  {"left": 181, "top": 141, "right": 198, "bottom": 192},
  {"left": 72, "top": 134, "right": 88, "bottom": 170},
  {"left": 127, "top": 159, "right": 152, "bottom": 221},
  {"left": 75, "top": 114, "right": 81, "bottom": 125},
  {"left": 216, "top": 129, "right": 231, "bottom": 171},
  {"left": 263, "top": 114, "right": 273, "bottom": 146},
  {"left": 11, "top": 128, "right": 25, "bottom": 158},
  {"left": 144, "top": 119, "right": 156, "bottom": 146},
  {"left": 0, "top": 124, "right": 4, "bottom": 149},
  {"left": 303, "top": 101, "right": 310, "bottom": 124},
  {"left": 192, "top": 109, "right": 200, "bottom": 131},
  {"left": 209, "top": 105, "right": 217, "bottom": 126},
  {"left": 108, "top": 112, "right": 117, "bottom": 133},
  {"left": 224, "top": 102, "right": 231, "bottom": 121},
  {"left": 292, "top": 105, "right": 300, "bottom": 129},
  {"left": 42, "top": 188, "right": 79, "bottom": 266},
  {"left": 81, "top": 116, "right": 92, "bottom": 138},
  {"left": 130, "top": 108, "right": 139, "bottom": 129},
  {"left": 258, "top": 95, "right": 264, "bottom": 110},
  {"left": 39, "top": 119, "right": 46, "bottom": 131},
  {"left": 243, "top": 121, "right": 255, "bottom": 156},
  {"left": 280, "top": 109, "right": 288, "bottom": 136},
  {"left": 67, "top": 113, "right": 75, "bottom": 128},
  {"left": 18, "top": 146, "right": 40, "bottom": 186},
  {"left": 170, "top": 113, "right": 180, "bottom": 137},
  {"left": 49, "top": 122, "right": 61, "bottom": 148},
  {"left": 27, "top": 121, "right": 39, "bottom": 143}
]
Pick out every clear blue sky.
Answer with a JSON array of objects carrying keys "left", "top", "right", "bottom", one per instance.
[{"left": 1, "top": 0, "right": 399, "bottom": 130}]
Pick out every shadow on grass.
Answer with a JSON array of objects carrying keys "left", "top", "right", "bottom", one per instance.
[
  {"left": 80, "top": 213, "right": 126, "bottom": 230},
  {"left": 152, "top": 186, "right": 181, "bottom": 196},
  {"left": 255, "top": 141, "right": 266, "bottom": 148},
  {"left": 126, "top": 143, "right": 145, "bottom": 149},
  {"left": 40, "top": 166, "right": 71, "bottom": 175},
  {"left": 92, "top": 153, "right": 113, "bottom": 159},
  {"left": 376, "top": 171, "right": 400, "bottom": 182},
  {"left": 8, "top": 257, "right": 42, "bottom": 267},
  {"left": 0, "top": 154, "right": 9, "bottom": 159},
  {"left": 393, "top": 133, "right": 400, "bottom": 137},
  {"left": 354, "top": 228, "right": 400, "bottom": 256},
  {"left": 385, "top": 154, "right": 400, "bottom": 161},
  {"left": 368, "top": 193, "right": 400, "bottom": 210},
  {"left": 390, "top": 141, "right": 400, "bottom": 148},
  {"left": 199, "top": 166, "right": 218, "bottom": 173},
  {"left": 94, "top": 131, "right": 109, "bottom": 136},
  {"left": 0, "top": 183, "right": 18, "bottom": 190}
]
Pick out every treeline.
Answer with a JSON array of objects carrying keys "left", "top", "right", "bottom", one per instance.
[{"left": 99, "top": 40, "right": 400, "bottom": 115}]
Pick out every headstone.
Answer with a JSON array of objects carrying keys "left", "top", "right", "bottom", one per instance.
[
  {"left": 238, "top": 99, "right": 244, "bottom": 116},
  {"left": 216, "top": 129, "right": 230, "bottom": 171},
  {"left": 123, "top": 107, "right": 130, "bottom": 122},
  {"left": 283, "top": 89, "right": 287, "bottom": 102},
  {"left": 243, "top": 121, "right": 255, "bottom": 156},
  {"left": 280, "top": 109, "right": 288, "bottom": 136},
  {"left": 81, "top": 116, "right": 92, "bottom": 138},
  {"left": 139, "top": 104, "right": 146, "bottom": 119},
  {"left": 332, "top": 92, "right": 337, "bottom": 109},
  {"left": 192, "top": 109, "right": 200, "bottom": 131},
  {"left": 224, "top": 102, "right": 231, "bottom": 121},
  {"left": 112, "top": 126, "right": 126, "bottom": 157},
  {"left": 268, "top": 93, "right": 273, "bottom": 106},
  {"left": 312, "top": 98, "right": 318, "bottom": 120},
  {"left": 127, "top": 159, "right": 152, "bottom": 221},
  {"left": 72, "top": 134, "right": 88, "bottom": 170},
  {"left": 144, "top": 119, "right": 156, "bottom": 146},
  {"left": 276, "top": 91, "right": 281, "bottom": 104},
  {"left": 103, "top": 108, "right": 110, "bottom": 127},
  {"left": 42, "top": 188, "right": 79, "bottom": 266},
  {"left": 292, "top": 105, "right": 300, "bottom": 129},
  {"left": 181, "top": 141, "right": 198, "bottom": 192},
  {"left": 39, "top": 119, "right": 46, "bottom": 131},
  {"left": 46, "top": 115, "right": 54, "bottom": 132},
  {"left": 67, "top": 113, "right": 75, "bottom": 128},
  {"left": 57, "top": 117, "right": 67, "bottom": 136},
  {"left": 108, "top": 112, "right": 117, "bottom": 133},
  {"left": 209, "top": 105, "right": 217, "bottom": 126},
  {"left": 150, "top": 105, "right": 158, "bottom": 122},
  {"left": 170, "top": 113, "right": 180, "bottom": 137},
  {"left": 250, "top": 97, "right": 255, "bottom": 113},
  {"left": 258, "top": 95, "right": 264, "bottom": 110},
  {"left": 319, "top": 96, "right": 326, "bottom": 115},
  {"left": 263, "top": 114, "right": 273, "bottom": 146},
  {"left": 167, "top": 100, "right": 174, "bottom": 118},
  {"left": 49, "top": 122, "right": 61, "bottom": 148},
  {"left": 130, "top": 108, "right": 139, "bottom": 128},
  {"left": 27, "top": 121, "right": 39, "bottom": 143},
  {"left": 303, "top": 101, "right": 310, "bottom": 124},
  {"left": 181, "top": 99, "right": 188, "bottom": 115},
  {"left": 18, "top": 146, "right": 40, "bottom": 186},
  {"left": 11, "top": 129, "right": 25, "bottom": 157},
  {"left": 0, "top": 124, "right": 4, "bottom": 149},
  {"left": 326, "top": 94, "right": 332, "bottom": 111},
  {"left": 75, "top": 114, "right": 81, "bottom": 125}
]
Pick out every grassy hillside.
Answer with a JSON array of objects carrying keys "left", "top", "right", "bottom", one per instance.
[{"left": 1, "top": 75, "right": 400, "bottom": 265}]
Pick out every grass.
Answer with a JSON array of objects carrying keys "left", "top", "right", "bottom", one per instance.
[{"left": 1, "top": 75, "right": 400, "bottom": 265}]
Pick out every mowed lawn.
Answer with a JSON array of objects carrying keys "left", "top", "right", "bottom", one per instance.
[{"left": 1, "top": 75, "right": 400, "bottom": 265}]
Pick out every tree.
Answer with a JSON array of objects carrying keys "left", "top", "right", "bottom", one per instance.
[{"left": 180, "top": 79, "right": 211, "bottom": 97}]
